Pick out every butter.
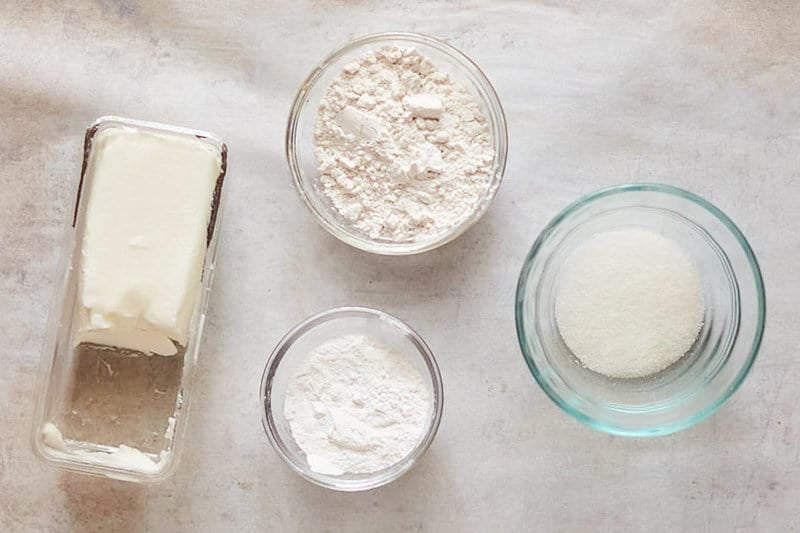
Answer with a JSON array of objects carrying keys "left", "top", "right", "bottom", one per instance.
[
  {"left": 74, "top": 126, "right": 221, "bottom": 356},
  {"left": 41, "top": 422, "right": 66, "bottom": 450},
  {"left": 41, "top": 423, "right": 164, "bottom": 473}
]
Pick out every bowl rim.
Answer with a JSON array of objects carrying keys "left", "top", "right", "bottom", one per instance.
[
  {"left": 515, "top": 183, "right": 767, "bottom": 436},
  {"left": 259, "top": 306, "right": 444, "bottom": 491},
  {"left": 285, "top": 31, "right": 509, "bottom": 255}
]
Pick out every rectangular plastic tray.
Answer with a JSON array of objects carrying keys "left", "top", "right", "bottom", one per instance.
[{"left": 31, "top": 116, "right": 227, "bottom": 483}]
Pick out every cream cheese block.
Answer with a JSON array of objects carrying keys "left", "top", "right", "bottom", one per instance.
[{"left": 74, "top": 125, "right": 222, "bottom": 356}]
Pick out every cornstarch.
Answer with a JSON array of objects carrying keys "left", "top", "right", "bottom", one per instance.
[
  {"left": 284, "top": 334, "right": 431, "bottom": 475},
  {"left": 314, "top": 46, "right": 495, "bottom": 242}
]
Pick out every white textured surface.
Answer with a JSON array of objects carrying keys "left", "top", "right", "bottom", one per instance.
[
  {"left": 284, "top": 334, "right": 429, "bottom": 476},
  {"left": 76, "top": 126, "right": 221, "bottom": 355},
  {"left": 556, "top": 229, "right": 705, "bottom": 378},
  {"left": 315, "top": 45, "right": 494, "bottom": 241},
  {"left": 1, "top": 1, "right": 798, "bottom": 532}
]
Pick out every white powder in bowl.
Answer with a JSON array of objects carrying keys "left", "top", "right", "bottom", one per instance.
[
  {"left": 283, "top": 335, "right": 431, "bottom": 475},
  {"left": 313, "top": 46, "right": 495, "bottom": 242},
  {"left": 555, "top": 229, "right": 705, "bottom": 379}
]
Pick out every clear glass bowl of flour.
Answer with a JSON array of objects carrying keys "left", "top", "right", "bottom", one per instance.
[
  {"left": 260, "top": 307, "right": 444, "bottom": 491},
  {"left": 286, "top": 32, "right": 508, "bottom": 255},
  {"left": 516, "top": 184, "right": 766, "bottom": 436}
]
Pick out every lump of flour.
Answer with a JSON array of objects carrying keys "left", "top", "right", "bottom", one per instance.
[{"left": 313, "top": 46, "right": 495, "bottom": 242}]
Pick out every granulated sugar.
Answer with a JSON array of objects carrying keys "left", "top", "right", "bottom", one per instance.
[
  {"left": 555, "top": 229, "right": 705, "bottom": 379},
  {"left": 313, "top": 46, "right": 495, "bottom": 242}
]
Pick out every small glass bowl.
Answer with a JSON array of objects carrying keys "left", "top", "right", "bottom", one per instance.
[
  {"left": 516, "top": 184, "right": 766, "bottom": 436},
  {"left": 286, "top": 32, "right": 508, "bottom": 255},
  {"left": 260, "top": 307, "right": 444, "bottom": 491}
]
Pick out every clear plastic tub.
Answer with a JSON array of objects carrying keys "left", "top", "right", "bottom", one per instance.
[{"left": 31, "top": 116, "right": 227, "bottom": 482}]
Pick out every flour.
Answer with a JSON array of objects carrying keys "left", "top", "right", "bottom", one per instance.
[
  {"left": 284, "top": 335, "right": 431, "bottom": 475},
  {"left": 555, "top": 229, "right": 706, "bottom": 379},
  {"left": 314, "top": 46, "right": 495, "bottom": 241}
]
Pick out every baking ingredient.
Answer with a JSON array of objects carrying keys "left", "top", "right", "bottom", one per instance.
[
  {"left": 314, "top": 46, "right": 495, "bottom": 241},
  {"left": 555, "top": 229, "right": 705, "bottom": 378},
  {"left": 74, "top": 125, "right": 221, "bottom": 356},
  {"left": 284, "top": 335, "right": 431, "bottom": 475},
  {"left": 40, "top": 423, "right": 164, "bottom": 473},
  {"left": 41, "top": 422, "right": 66, "bottom": 449},
  {"left": 165, "top": 416, "right": 176, "bottom": 441}
]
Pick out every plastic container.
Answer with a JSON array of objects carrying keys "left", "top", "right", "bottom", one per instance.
[
  {"left": 286, "top": 32, "right": 508, "bottom": 255},
  {"left": 31, "top": 116, "right": 228, "bottom": 482},
  {"left": 260, "top": 307, "right": 444, "bottom": 491},
  {"left": 516, "top": 184, "right": 766, "bottom": 436}
]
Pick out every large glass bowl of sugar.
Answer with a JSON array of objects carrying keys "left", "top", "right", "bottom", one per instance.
[{"left": 515, "top": 183, "right": 766, "bottom": 436}]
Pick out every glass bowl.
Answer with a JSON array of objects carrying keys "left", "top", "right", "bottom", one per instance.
[
  {"left": 260, "top": 307, "right": 444, "bottom": 491},
  {"left": 515, "top": 184, "right": 766, "bottom": 436},
  {"left": 286, "top": 32, "right": 508, "bottom": 255}
]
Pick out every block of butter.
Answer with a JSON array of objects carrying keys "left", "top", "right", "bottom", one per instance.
[{"left": 73, "top": 123, "right": 224, "bottom": 356}]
